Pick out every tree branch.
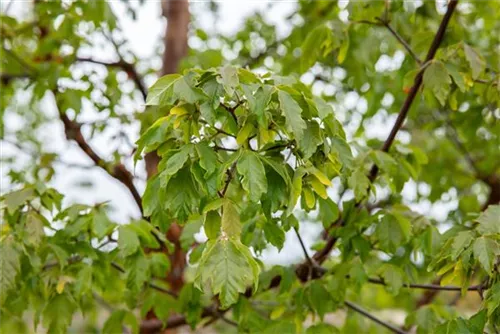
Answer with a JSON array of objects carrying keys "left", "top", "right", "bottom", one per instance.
[
  {"left": 368, "top": 0, "right": 459, "bottom": 182},
  {"left": 366, "top": 277, "right": 484, "bottom": 291},
  {"left": 345, "top": 300, "right": 408, "bottom": 334},
  {"left": 57, "top": 108, "right": 143, "bottom": 214},
  {"left": 76, "top": 57, "right": 147, "bottom": 100}
]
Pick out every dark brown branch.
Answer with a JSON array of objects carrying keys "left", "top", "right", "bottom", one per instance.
[
  {"left": 58, "top": 110, "right": 143, "bottom": 214},
  {"left": 76, "top": 57, "right": 147, "bottom": 100},
  {"left": 345, "top": 300, "right": 408, "bottom": 334},
  {"left": 368, "top": 0, "right": 458, "bottom": 182}
]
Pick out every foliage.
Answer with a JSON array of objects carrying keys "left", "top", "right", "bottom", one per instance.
[{"left": 1, "top": 0, "right": 500, "bottom": 333}]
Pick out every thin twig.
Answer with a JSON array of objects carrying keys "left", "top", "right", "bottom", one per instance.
[
  {"left": 376, "top": 18, "right": 422, "bottom": 65},
  {"left": 345, "top": 300, "right": 407, "bottom": 334},
  {"left": 294, "top": 227, "right": 313, "bottom": 266}
]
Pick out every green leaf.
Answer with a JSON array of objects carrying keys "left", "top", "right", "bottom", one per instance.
[
  {"left": 203, "top": 198, "right": 226, "bottom": 213},
  {"left": 260, "top": 156, "right": 291, "bottom": 187},
  {"left": 126, "top": 252, "right": 150, "bottom": 294},
  {"left": 263, "top": 222, "right": 285, "bottom": 250},
  {"left": 149, "top": 253, "right": 170, "bottom": 277},
  {"left": 180, "top": 215, "right": 203, "bottom": 250},
  {"left": 318, "top": 198, "right": 339, "bottom": 229},
  {"left": 92, "top": 209, "right": 114, "bottom": 239},
  {"left": 0, "top": 239, "right": 20, "bottom": 302},
  {"left": 42, "top": 293, "right": 77, "bottom": 333},
  {"left": 379, "top": 264, "right": 404, "bottom": 295},
  {"left": 376, "top": 213, "right": 412, "bottom": 253},
  {"left": 236, "top": 122, "right": 255, "bottom": 145},
  {"left": 2, "top": 187, "right": 35, "bottom": 214},
  {"left": 451, "top": 231, "right": 474, "bottom": 260},
  {"left": 195, "top": 142, "right": 218, "bottom": 175},
  {"left": 164, "top": 145, "right": 192, "bottom": 176},
  {"left": 74, "top": 265, "right": 93, "bottom": 297},
  {"left": 221, "top": 201, "right": 241, "bottom": 238},
  {"left": 298, "top": 121, "right": 322, "bottom": 159},
  {"left": 146, "top": 74, "right": 182, "bottom": 105},
  {"left": 135, "top": 116, "right": 170, "bottom": 163},
  {"left": 237, "top": 151, "right": 267, "bottom": 202},
  {"left": 472, "top": 237, "right": 499, "bottom": 273},
  {"left": 348, "top": 167, "right": 370, "bottom": 202},
  {"left": 307, "top": 281, "right": 332, "bottom": 319},
  {"left": 288, "top": 167, "right": 306, "bottom": 215},
  {"left": 242, "top": 84, "right": 273, "bottom": 120},
  {"left": 103, "top": 310, "right": 138, "bottom": 334},
  {"left": 204, "top": 211, "right": 221, "bottom": 240},
  {"left": 423, "top": 61, "right": 451, "bottom": 105},
  {"left": 301, "top": 24, "right": 335, "bottom": 71},
  {"left": 312, "top": 96, "right": 334, "bottom": 120},
  {"left": 118, "top": 225, "right": 141, "bottom": 257},
  {"left": 475, "top": 205, "right": 500, "bottom": 235},
  {"left": 195, "top": 239, "right": 259, "bottom": 308},
  {"left": 307, "top": 324, "right": 339, "bottom": 334},
  {"left": 219, "top": 65, "right": 239, "bottom": 96},
  {"left": 463, "top": 44, "right": 485, "bottom": 80},
  {"left": 25, "top": 211, "right": 45, "bottom": 246},
  {"left": 278, "top": 90, "right": 306, "bottom": 141},
  {"left": 142, "top": 174, "right": 161, "bottom": 217}
]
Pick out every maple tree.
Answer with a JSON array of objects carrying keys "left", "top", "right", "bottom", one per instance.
[{"left": 1, "top": 0, "right": 500, "bottom": 333}]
